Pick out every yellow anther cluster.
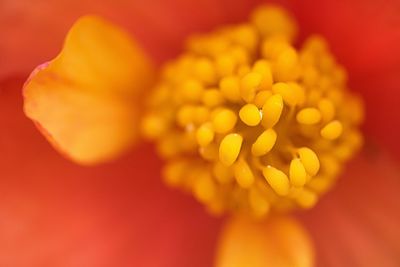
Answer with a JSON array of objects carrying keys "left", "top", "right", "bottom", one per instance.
[{"left": 141, "top": 5, "right": 364, "bottom": 218}]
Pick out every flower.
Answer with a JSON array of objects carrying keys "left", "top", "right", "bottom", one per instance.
[{"left": 1, "top": 1, "right": 400, "bottom": 266}]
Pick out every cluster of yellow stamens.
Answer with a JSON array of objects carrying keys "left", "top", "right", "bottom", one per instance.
[{"left": 141, "top": 5, "right": 363, "bottom": 218}]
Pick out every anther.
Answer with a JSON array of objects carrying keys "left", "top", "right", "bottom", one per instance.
[
  {"left": 219, "top": 133, "right": 243, "bottom": 166},
  {"left": 212, "top": 108, "right": 237, "bottom": 134},
  {"left": 251, "top": 129, "right": 277, "bottom": 156},
  {"left": 263, "top": 166, "right": 290, "bottom": 196},
  {"left": 252, "top": 60, "right": 273, "bottom": 90},
  {"left": 240, "top": 72, "right": 263, "bottom": 102},
  {"left": 289, "top": 158, "right": 307, "bottom": 187},
  {"left": 239, "top": 104, "right": 262, "bottom": 126},
  {"left": 196, "top": 123, "right": 214, "bottom": 147},
  {"left": 194, "top": 172, "right": 216, "bottom": 202},
  {"left": 234, "top": 158, "right": 255, "bottom": 188},
  {"left": 296, "top": 108, "right": 322, "bottom": 125},
  {"left": 215, "top": 53, "right": 236, "bottom": 77},
  {"left": 141, "top": 114, "right": 167, "bottom": 139},
  {"left": 213, "top": 162, "right": 234, "bottom": 184},
  {"left": 253, "top": 90, "right": 272, "bottom": 108},
  {"left": 251, "top": 5, "right": 297, "bottom": 40},
  {"left": 298, "top": 147, "right": 320, "bottom": 176},
  {"left": 219, "top": 76, "right": 242, "bottom": 103},
  {"left": 274, "top": 46, "right": 299, "bottom": 81},
  {"left": 231, "top": 24, "right": 258, "bottom": 51},
  {"left": 262, "top": 94, "right": 284, "bottom": 128},
  {"left": 202, "top": 89, "right": 225, "bottom": 107},
  {"left": 143, "top": 4, "right": 364, "bottom": 218},
  {"left": 318, "top": 98, "right": 335, "bottom": 122},
  {"left": 295, "top": 189, "right": 317, "bottom": 209},
  {"left": 321, "top": 120, "right": 343, "bottom": 140},
  {"left": 177, "top": 105, "right": 196, "bottom": 127},
  {"left": 181, "top": 79, "right": 204, "bottom": 102},
  {"left": 193, "top": 57, "right": 217, "bottom": 85}
]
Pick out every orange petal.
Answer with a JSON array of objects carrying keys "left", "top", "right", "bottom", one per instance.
[
  {"left": 293, "top": 0, "right": 400, "bottom": 160},
  {"left": 23, "top": 15, "right": 155, "bottom": 165},
  {"left": 300, "top": 150, "right": 400, "bottom": 266},
  {"left": 215, "top": 215, "right": 315, "bottom": 267},
  {"left": 0, "top": 0, "right": 252, "bottom": 76},
  {"left": 1, "top": 77, "right": 220, "bottom": 267}
]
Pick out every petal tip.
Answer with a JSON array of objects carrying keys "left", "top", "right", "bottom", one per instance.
[
  {"left": 23, "top": 15, "right": 155, "bottom": 165},
  {"left": 215, "top": 215, "right": 315, "bottom": 267}
]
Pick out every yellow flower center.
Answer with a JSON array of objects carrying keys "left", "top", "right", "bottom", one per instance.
[{"left": 141, "top": 5, "right": 364, "bottom": 218}]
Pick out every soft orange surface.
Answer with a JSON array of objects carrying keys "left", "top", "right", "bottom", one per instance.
[
  {"left": 23, "top": 16, "right": 154, "bottom": 164},
  {"left": 1, "top": 0, "right": 400, "bottom": 266},
  {"left": 215, "top": 215, "right": 314, "bottom": 267}
]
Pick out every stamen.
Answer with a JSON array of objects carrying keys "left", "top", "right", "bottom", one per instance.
[
  {"left": 234, "top": 158, "right": 255, "bottom": 188},
  {"left": 263, "top": 166, "right": 290, "bottom": 196},
  {"left": 219, "top": 133, "right": 243, "bottom": 166},
  {"left": 289, "top": 158, "right": 307, "bottom": 187},
  {"left": 262, "top": 94, "right": 284, "bottom": 128},
  {"left": 296, "top": 108, "right": 322, "bottom": 125},
  {"left": 321, "top": 120, "right": 343, "bottom": 140},
  {"left": 239, "top": 104, "right": 262, "bottom": 126},
  {"left": 298, "top": 147, "right": 320, "bottom": 176},
  {"left": 212, "top": 108, "right": 237, "bottom": 134},
  {"left": 196, "top": 123, "right": 214, "bottom": 147},
  {"left": 251, "top": 129, "right": 277, "bottom": 157},
  {"left": 142, "top": 5, "right": 364, "bottom": 218}
]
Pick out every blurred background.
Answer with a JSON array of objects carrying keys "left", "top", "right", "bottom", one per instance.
[{"left": 0, "top": 0, "right": 399, "bottom": 266}]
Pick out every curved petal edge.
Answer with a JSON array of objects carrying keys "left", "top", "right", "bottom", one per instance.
[
  {"left": 23, "top": 15, "right": 155, "bottom": 165},
  {"left": 215, "top": 215, "right": 315, "bottom": 267}
]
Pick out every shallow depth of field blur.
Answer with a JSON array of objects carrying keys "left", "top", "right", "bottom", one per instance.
[{"left": 1, "top": 1, "right": 400, "bottom": 267}]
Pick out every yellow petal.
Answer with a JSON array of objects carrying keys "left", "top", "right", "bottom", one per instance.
[
  {"left": 23, "top": 16, "right": 155, "bottom": 165},
  {"left": 215, "top": 216, "right": 314, "bottom": 267}
]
